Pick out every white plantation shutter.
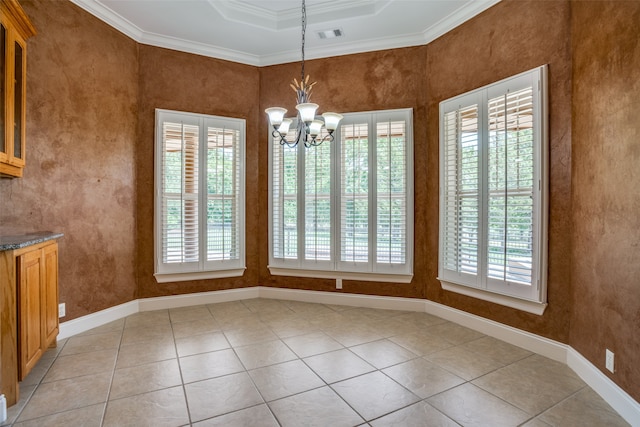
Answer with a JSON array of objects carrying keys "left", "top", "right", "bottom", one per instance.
[
  {"left": 155, "top": 110, "right": 245, "bottom": 280},
  {"left": 340, "top": 122, "right": 369, "bottom": 264},
  {"left": 271, "top": 126, "right": 299, "bottom": 261},
  {"left": 161, "top": 120, "right": 200, "bottom": 265},
  {"left": 439, "top": 66, "right": 547, "bottom": 306},
  {"left": 486, "top": 88, "right": 534, "bottom": 288},
  {"left": 441, "top": 101, "right": 481, "bottom": 285},
  {"left": 270, "top": 108, "right": 413, "bottom": 281},
  {"left": 304, "top": 132, "right": 332, "bottom": 262},
  {"left": 376, "top": 118, "right": 408, "bottom": 266},
  {"left": 205, "top": 119, "right": 243, "bottom": 265},
  {"left": 337, "top": 110, "right": 413, "bottom": 275}
]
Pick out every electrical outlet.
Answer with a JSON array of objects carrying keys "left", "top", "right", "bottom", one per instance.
[
  {"left": 605, "top": 349, "right": 615, "bottom": 373},
  {"left": 59, "top": 303, "right": 66, "bottom": 318},
  {"left": 336, "top": 278, "right": 342, "bottom": 290}
]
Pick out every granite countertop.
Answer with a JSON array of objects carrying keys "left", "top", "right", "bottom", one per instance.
[{"left": 0, "top": 232, "right": 64, "bottom": 251}]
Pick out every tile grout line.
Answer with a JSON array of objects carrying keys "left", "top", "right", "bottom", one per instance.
[
  {"left": 528, "top": 384, "right": 590, "bottom": 425},
  {"left": 171, "top": 308, "right": 195, "bottom": 427},
  {"left": 470, "top": 353, "right": 591, "bottom": 425},
  {"left": 100, "top": 319, "right": 126, "bottom": 427},
  {"left": 207, "top": 302, "right": 284, "bottom": 427},
  {"left": 12, "top": 299, "right": 629, "bottom": 427},
  {"left": 8, "top": 338, "right": 69, "bottom": 426},
  {"left": 235, "top": 300, "right": 366, "bottom": 425}
]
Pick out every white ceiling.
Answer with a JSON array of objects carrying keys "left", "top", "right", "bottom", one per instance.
[{"left": 70, "top": 0, "right": 500, "bottom": 66}]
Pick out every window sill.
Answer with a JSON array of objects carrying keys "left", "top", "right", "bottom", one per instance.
[
  {"left": 154, "top": 268, "right": 246, "bottom": 283},
  {"left": 439, "top": 279, "right": 547, "bottom": 315},
  {"left": 269, "top": 266, "right": 412, "bottom": 283}
]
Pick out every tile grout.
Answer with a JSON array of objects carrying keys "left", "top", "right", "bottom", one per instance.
[
  {"left": 99, "top": 318, "right": 126, "bottom": 427},
  {"left": 7, "top": 299, "right": 629, "bottom": 427}
]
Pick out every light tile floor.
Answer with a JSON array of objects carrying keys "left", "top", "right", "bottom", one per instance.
[{"left": 2, "top": 298, "right": 630, "bottom": 427}]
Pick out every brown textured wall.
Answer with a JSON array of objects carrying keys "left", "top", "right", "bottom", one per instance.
[
  {"left": 0, "top": 0, "right": 139, "bottom": 320},
  {"left": 136, "top": 45, "right": 260, "bottom": 298},
  {"left": 258, "top": 47, "right": 429, "bottom": 298},
  {"left": 260, "top": 0, "right": 573, "bottom": 343},
  {"left": 425, "top": 0, "right": 573, "bottom": 341},
  {"left": 570, "top": 1, "right": 640, "bottom": 401}
]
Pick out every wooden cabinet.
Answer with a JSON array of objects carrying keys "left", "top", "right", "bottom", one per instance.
[
  {"left": 0, "top": 0, "right": 36, "bottom": 178},
  {"left": 0, "top": 234, "right": 60, "bottom": 406},
  {"left": 16, "top": 241, "right": 59, "bottom": 379}
]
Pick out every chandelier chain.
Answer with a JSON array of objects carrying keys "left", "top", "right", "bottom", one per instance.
[{"left": 301, "top": 0, "right": 306, "bottom": 84}]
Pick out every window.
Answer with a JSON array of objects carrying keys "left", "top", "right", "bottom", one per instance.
[
  {"left": 154, "top": 109, "right": 245, "bottom": 282},
  {"left": 269, "top": 109, "right": 413, "bottom": 282},
  {"left": 438, "top": 66, "right": 548, "bottom": 314}
]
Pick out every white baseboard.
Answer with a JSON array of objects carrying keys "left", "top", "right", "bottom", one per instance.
[
  {"left": 138, "top": 287, "right": 260, "bottom": 311},
  {"left": 423, "top": 300, "right": 567, "bottom": 363},
  {"left": 258, "top": 287, "right": 426, "bottom": 312},
  {"left": 567, "top": 347, "right": 640, "bottom": 427},
  {"left": 59, "top": 288, "right": 260, "bottom": 339},
  {"left": 57, "top": 287, "right": 639, "bottom": 425},
  {"left": 58, "top": 300, "right": 139, "bottom": 340}
]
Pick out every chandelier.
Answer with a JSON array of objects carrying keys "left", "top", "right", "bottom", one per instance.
[{"left": 265, "top": 0, "right": 343, "bottom": 148}]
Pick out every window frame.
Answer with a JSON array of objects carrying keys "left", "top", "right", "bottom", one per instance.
[
  {"left": 154, "top": 109, "right": 246, "bottom": 283},
  {"left": 268, "top": 108, "right": 414, "bottom": 283},
  {"left": 438, "top": 66, "right": 549, "bottom": 315}
]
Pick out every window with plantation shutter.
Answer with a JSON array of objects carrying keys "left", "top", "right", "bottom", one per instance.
[
  {"left": 269, "top": 109, "right": 413, "bottom": 282},
  {"left": 155, "top": 109, "right": 245, "bottom": 282},
  {"left": 438, "top": 66, "right": 548, "bottom": 314}
]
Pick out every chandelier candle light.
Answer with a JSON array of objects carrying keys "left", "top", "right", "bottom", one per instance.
[{"left": 265, "top": 0, "right": 343, "bottom": 148}]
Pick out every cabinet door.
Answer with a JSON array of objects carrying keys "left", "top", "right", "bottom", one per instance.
[
  {"left": 41, "top": 243, "right": 59, "bottom": 349},
  {"left": 0, "top": 0, "right": 35, "bottom": 178},
  {"left": 10, "top": 34, "right": 25, "bottom": 168},
  {"left": 17, "top": 249, "right": 43, "bottom": 379}
]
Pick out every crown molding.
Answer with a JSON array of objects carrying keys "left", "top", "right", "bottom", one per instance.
[
  {"left": 139, "top": 31, "right": 262, "bottom": 66},
  {"left": 208, "top": 0, "right": 389, "bottom": 31},
  {"left": 259, "top": 31, "right": 427, "bottom": 66},
  {"left": 422, "top": 0, "right": 502, "bottom": 43},
  {"left": 70, "top": 0, "right": 144, "bottom": 40},
  {"left": 69, "top": 0, "right": 501, "bottom": 67}
]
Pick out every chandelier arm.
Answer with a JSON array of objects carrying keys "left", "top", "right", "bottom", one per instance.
[
  {"left": 306, "top": 131, "right": 336, "bottom": 147},
  {"left": 272, "top": 119, "right": 309, "bottom": 148}
]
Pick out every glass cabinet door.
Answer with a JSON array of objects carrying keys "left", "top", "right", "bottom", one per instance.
[
  {"left": 0, "top": 0, "right": 35, "bottom": 178},
  {"left": 13, "top": 38, "right": 23, "bottom": 163}
]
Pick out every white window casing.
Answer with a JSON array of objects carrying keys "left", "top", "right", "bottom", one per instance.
[
  {"left": 269, "top": 108, "right": 414, "bottom": 283},
  {"left": 438, "top": 66, "right": 549, "bottom": 314},
  {"left": 154, "top": 109, "right": 246, "bottom": 282}
]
